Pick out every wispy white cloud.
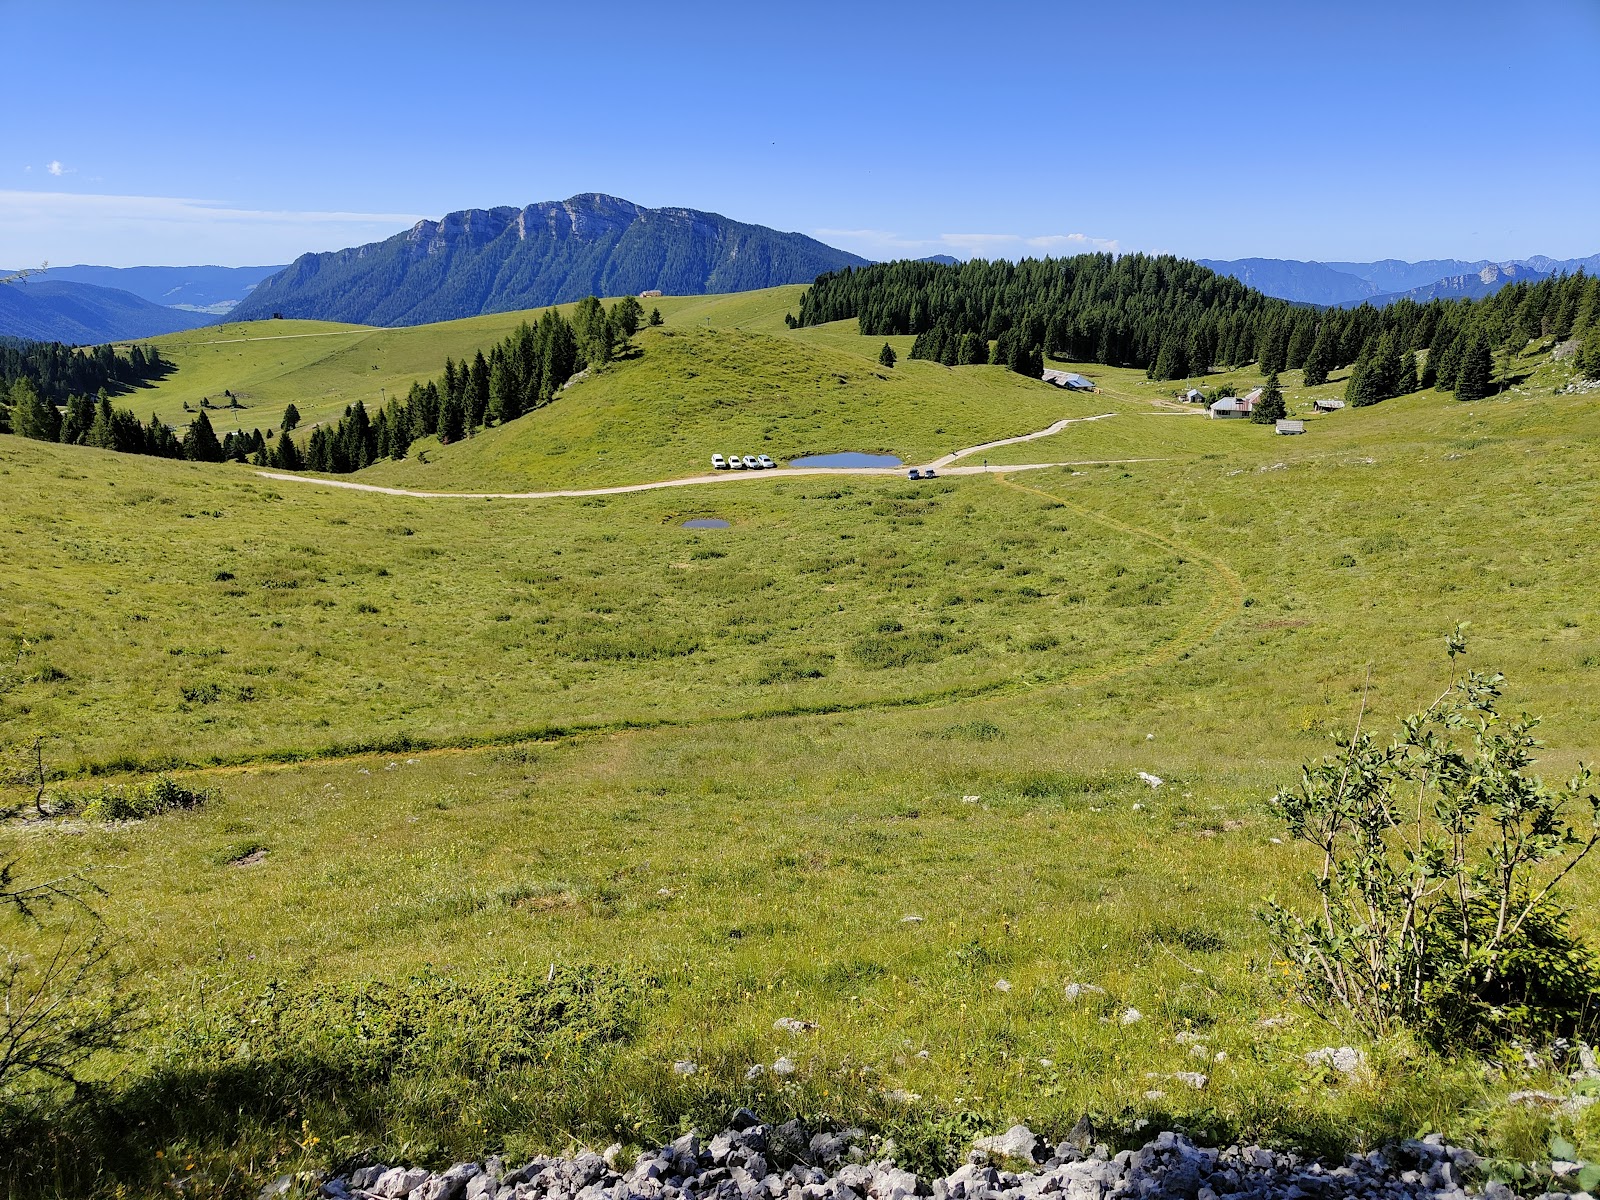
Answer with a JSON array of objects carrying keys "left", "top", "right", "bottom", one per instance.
[
  {"left": 0, "top": 190, "right": 429, "bottom": 266},
  {"left": 46, "top": 160, "right": 68, "bottom": 177},
  {"left": 815, "top": 226, "right": 1121, "bottom": 262}
]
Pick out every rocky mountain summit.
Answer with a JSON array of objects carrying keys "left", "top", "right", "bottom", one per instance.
[
  {"left": 230, "top": 194, "right": 868, "bottom": 327},
  {"left": 302, "top": 1114, "right": 1555, "bottom": 1200}
]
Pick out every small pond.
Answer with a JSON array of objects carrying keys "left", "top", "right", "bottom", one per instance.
[
  {"left": 682, "top": 518, "right": 731, "bottom": 529},
  {"left": 789, "top": 451, "right": 903, "bottom": 468}
]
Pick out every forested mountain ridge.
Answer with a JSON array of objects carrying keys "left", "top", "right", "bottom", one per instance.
[
  {"left": 33, "top": 264, "right": 284, "bottom": 313},
  {"left": 230, "top": 194, "right": 869, "bottom": 326},
  {"left": 0, "top": 280, "right": 214, "bottom": 343}
]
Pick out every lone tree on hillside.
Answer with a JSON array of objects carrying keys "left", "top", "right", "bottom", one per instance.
[
  {"left": 1251, "top": 371, "right": 1286, "bottom": 424},
  {"left": 878, "top": 342, "right": 897, "bottom": 368},
  {"left": 281, "top": 403, "right": 301, "bottom": 432},
  {"left": 648, "top": 307, "right": 663, "bottom": 327}
]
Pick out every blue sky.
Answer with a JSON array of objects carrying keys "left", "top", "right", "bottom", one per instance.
[{"left": 3, "top": 0, "right": 1597, "bottom": 268}]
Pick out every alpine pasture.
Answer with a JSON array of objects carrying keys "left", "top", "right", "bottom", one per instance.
[{"left": 4, "top": 295, "right": 1600, "bottom": 1198}]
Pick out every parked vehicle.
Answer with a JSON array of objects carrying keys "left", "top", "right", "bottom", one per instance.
[
  {"left": 742, "top": 455, "right": 760, "bottom": 470},
  {"left": 923, "top": 467, "right": 937, "bottom": 478},
  {"left": 907, "top": 468, "right": 921, "bottom": 480},
  {"left": 728, "top": 454, "right": 746, "bottom": 469},
  {"left": 758, "top": 454, "right": 776, "bottom": 469},
  {"left": 711, "top": 453, "right": 727, "bottom": 470}
]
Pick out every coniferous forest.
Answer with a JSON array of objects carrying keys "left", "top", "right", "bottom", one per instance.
[{"left": 797, "top": 255, "right": 1600, "bottom": 403}]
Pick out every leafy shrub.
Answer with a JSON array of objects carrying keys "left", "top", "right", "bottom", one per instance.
[
  {"left": 167, "top": 965, "right": 643, "bottom": 1083},
  {"left": 849, "top": 629, "right": 947, "bottom": 669},
  {"left": 180, "top": 682, "right": 221, "bottom": 705},
  {"left": 1263, "top": 628, "right": 1600, "bottom": 1047},
  {"left": 78, "top": 776, "right": 212, "bottom": 822}
]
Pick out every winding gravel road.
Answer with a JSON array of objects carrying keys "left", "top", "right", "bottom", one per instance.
[{"left": 255, "top": 414, "right": 1132, "bottom": 500}]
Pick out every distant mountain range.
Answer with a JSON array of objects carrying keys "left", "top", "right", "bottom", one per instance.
[
  {"left": 231, "top": 193, "right": 871, "bottom": 326},
  {"left": 36, "top": 264, "right": 283, "bottom": 313},
  {"left": 1198, "top": 254, "right": 1599, "bottom": 308},
  {"left": 0, "top": 280, "right": 214, "bottom": 343}
]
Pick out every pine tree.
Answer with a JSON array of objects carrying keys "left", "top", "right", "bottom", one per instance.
[
  {"left": 282, "top": 403, "right": 301, "bottom": 432},
  {"left": 9, "top": 379, "right": 60, "bottom": 442},
  {"left": 468, "top": 351, "right": 490, "bottom": 429},
  {"left": 611, "top": 296, "right": 644, "bottom": 347},
  {"left": 439, "top": 390, "right": 465, "bottom": 444},
  {"left": 1251, "top": 372, "right": 1286, "bottom": 424},
  {"left": 1395, "top": 346, "right": 1419, "bottom": 396},
  {"left": 488, "top": 353, "right": 517, "bottom": 424},
  {"left": 271, "top": 433, "right": 304, "bottom": 470},
  {"left": 878, "top": 343, "right": 897, "bottom": 368},
  {"left": 648, "top": 307, "right": 663, "bottom": 327},
  {"left": 182, "top": 410, "right": 224, "bottom": 462},
  {"left": 1302, "top": 322, "right": 1337, "bottom": 388},
  {"left": 1454, "top": 334, "right": 1492, "bottom": 401},
  {"left": 60, "top": 394, "right": 94, "bottom": 444}
]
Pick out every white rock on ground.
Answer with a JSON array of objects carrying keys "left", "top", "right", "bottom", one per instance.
[{"left": 319, "top": 1119, "right": 1520, "bottom": 1200}]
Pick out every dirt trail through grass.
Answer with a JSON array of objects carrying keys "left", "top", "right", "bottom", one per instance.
[{"left": 255, "top": 415, "right": 1129, "bottom": 499}]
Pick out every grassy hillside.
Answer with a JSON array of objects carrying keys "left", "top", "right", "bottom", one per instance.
[
  {"left": 4, "top": 313, "right": 1600, "bottom": 1197},
  {"left": 359, "top": 325, "right": 1131, "bottom": 492},
  {"left": 129, "top": 288, "right": 812, "bottom": 441}
]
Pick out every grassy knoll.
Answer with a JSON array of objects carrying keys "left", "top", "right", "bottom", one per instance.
[
  {"left": 3, "top": 321, "right": 1600, "bottom": 1197},
  {"left": 128, "top": 289, "right": 811, "bottom": 441},
  {"left": 359, "top": 325, "right": 1121, "bottom": 492}
]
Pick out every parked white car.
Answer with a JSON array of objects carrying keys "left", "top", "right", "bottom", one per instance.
[
  {"left": 758, "top": 454, "right": 776, "bottom": 469},
  {"left": 728, "top": 454, "right": 746, "bottom": 469},
  {"left": 711, "top": 453, "right": 728, "bottom": 470},
  {"left": 742, "top": 455, "right": 761, "bottom": 470}
]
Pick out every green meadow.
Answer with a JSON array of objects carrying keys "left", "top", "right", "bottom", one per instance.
[{"left": 5, "top": 296, "right": 1600, "bottom": 1198}]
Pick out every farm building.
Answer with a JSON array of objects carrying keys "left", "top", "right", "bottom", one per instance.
[
  {"left": 1241, "top": 387, "right": 1264, "bottom": 405},
  {"left": 1182, "top": 388, "right": 1206, "bottom": 403},
  {"left": 1276, "top": 419, "right": 1306, "bottom": 435},
  {"left": 1042, "top": 368, "right": 1096, "bottom": 391},
  {"left": 639, "top": 289, "right": 664, "bottom": 298},
  {"left": 1209, "top": 396, "right": 1254, "bottom": 419},
  {"left": 1314, "top": 398, "right": 1345, "bottom": 412}
]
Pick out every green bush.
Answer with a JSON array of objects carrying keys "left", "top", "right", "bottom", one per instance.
[
  {"left": 167, "top": 965, "right": 643, "bottom": 1083},
  {"left": 78, "top": 776, "right": 212, "bottom": 822},
  {"left": 1263, "top": 628, "right": 1600, "bottom": 1048}
]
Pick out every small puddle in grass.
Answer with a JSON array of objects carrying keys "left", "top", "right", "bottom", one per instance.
[
  {"left": 790, "top": 451, "right": 903, "bottom": 468},
  {"left": 682, "top": 518, "right": 731, "bottom": 529}
]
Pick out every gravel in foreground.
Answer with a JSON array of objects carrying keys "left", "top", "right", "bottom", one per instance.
[{"left": 304, "top": 1116, "right": 1564, "bottom": 1200}]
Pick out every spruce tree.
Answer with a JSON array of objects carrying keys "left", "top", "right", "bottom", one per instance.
[
  {"left": 1251, "top": 372, "right": 1286, "bottom": 424},
  {"left": 182, "top": 410, "right": 224, "bottom": 462},
  {"left": 1455, "top": 334, "right": 1493, "bottom": 401},
  {"left": 271, "top": 432, "right": 304, "bottom": 470},
  {"left": 1395, "top": 346, "right": 1419, "bottom": 396},
  {"left": 468, "top": 351, "right": 490, "bottom": 428},
  {"left": 439, "top": 391, "right": 465, "bottom": 444},
  {"left": 488, "top": 353, "right": 517, "bottom": 424},
  {"left": 649, "top": 307, "right": 663, "bottom": 327},
  {"left": 1302, "top": 322, "right": 1337, "bottom": 388},
  {"left": 878, "top": 343, "right": 897, "bottom": 368},
  {"left": 282, "top": 403, "right": 301, "bottom": 432},
  {"left": 9, "top": 379, "right": 60, "bottom": 442}
]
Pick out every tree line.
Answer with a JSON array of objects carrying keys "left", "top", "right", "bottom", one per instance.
[
  {"left": 796, "top": 256, "right": 1600, "bottom": 404},
  {"left": 0, "top": 338, "right": 169, "bottom": 406},
  {"left": 0, "top": 295, "right": 659, "bottom": 473}
]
